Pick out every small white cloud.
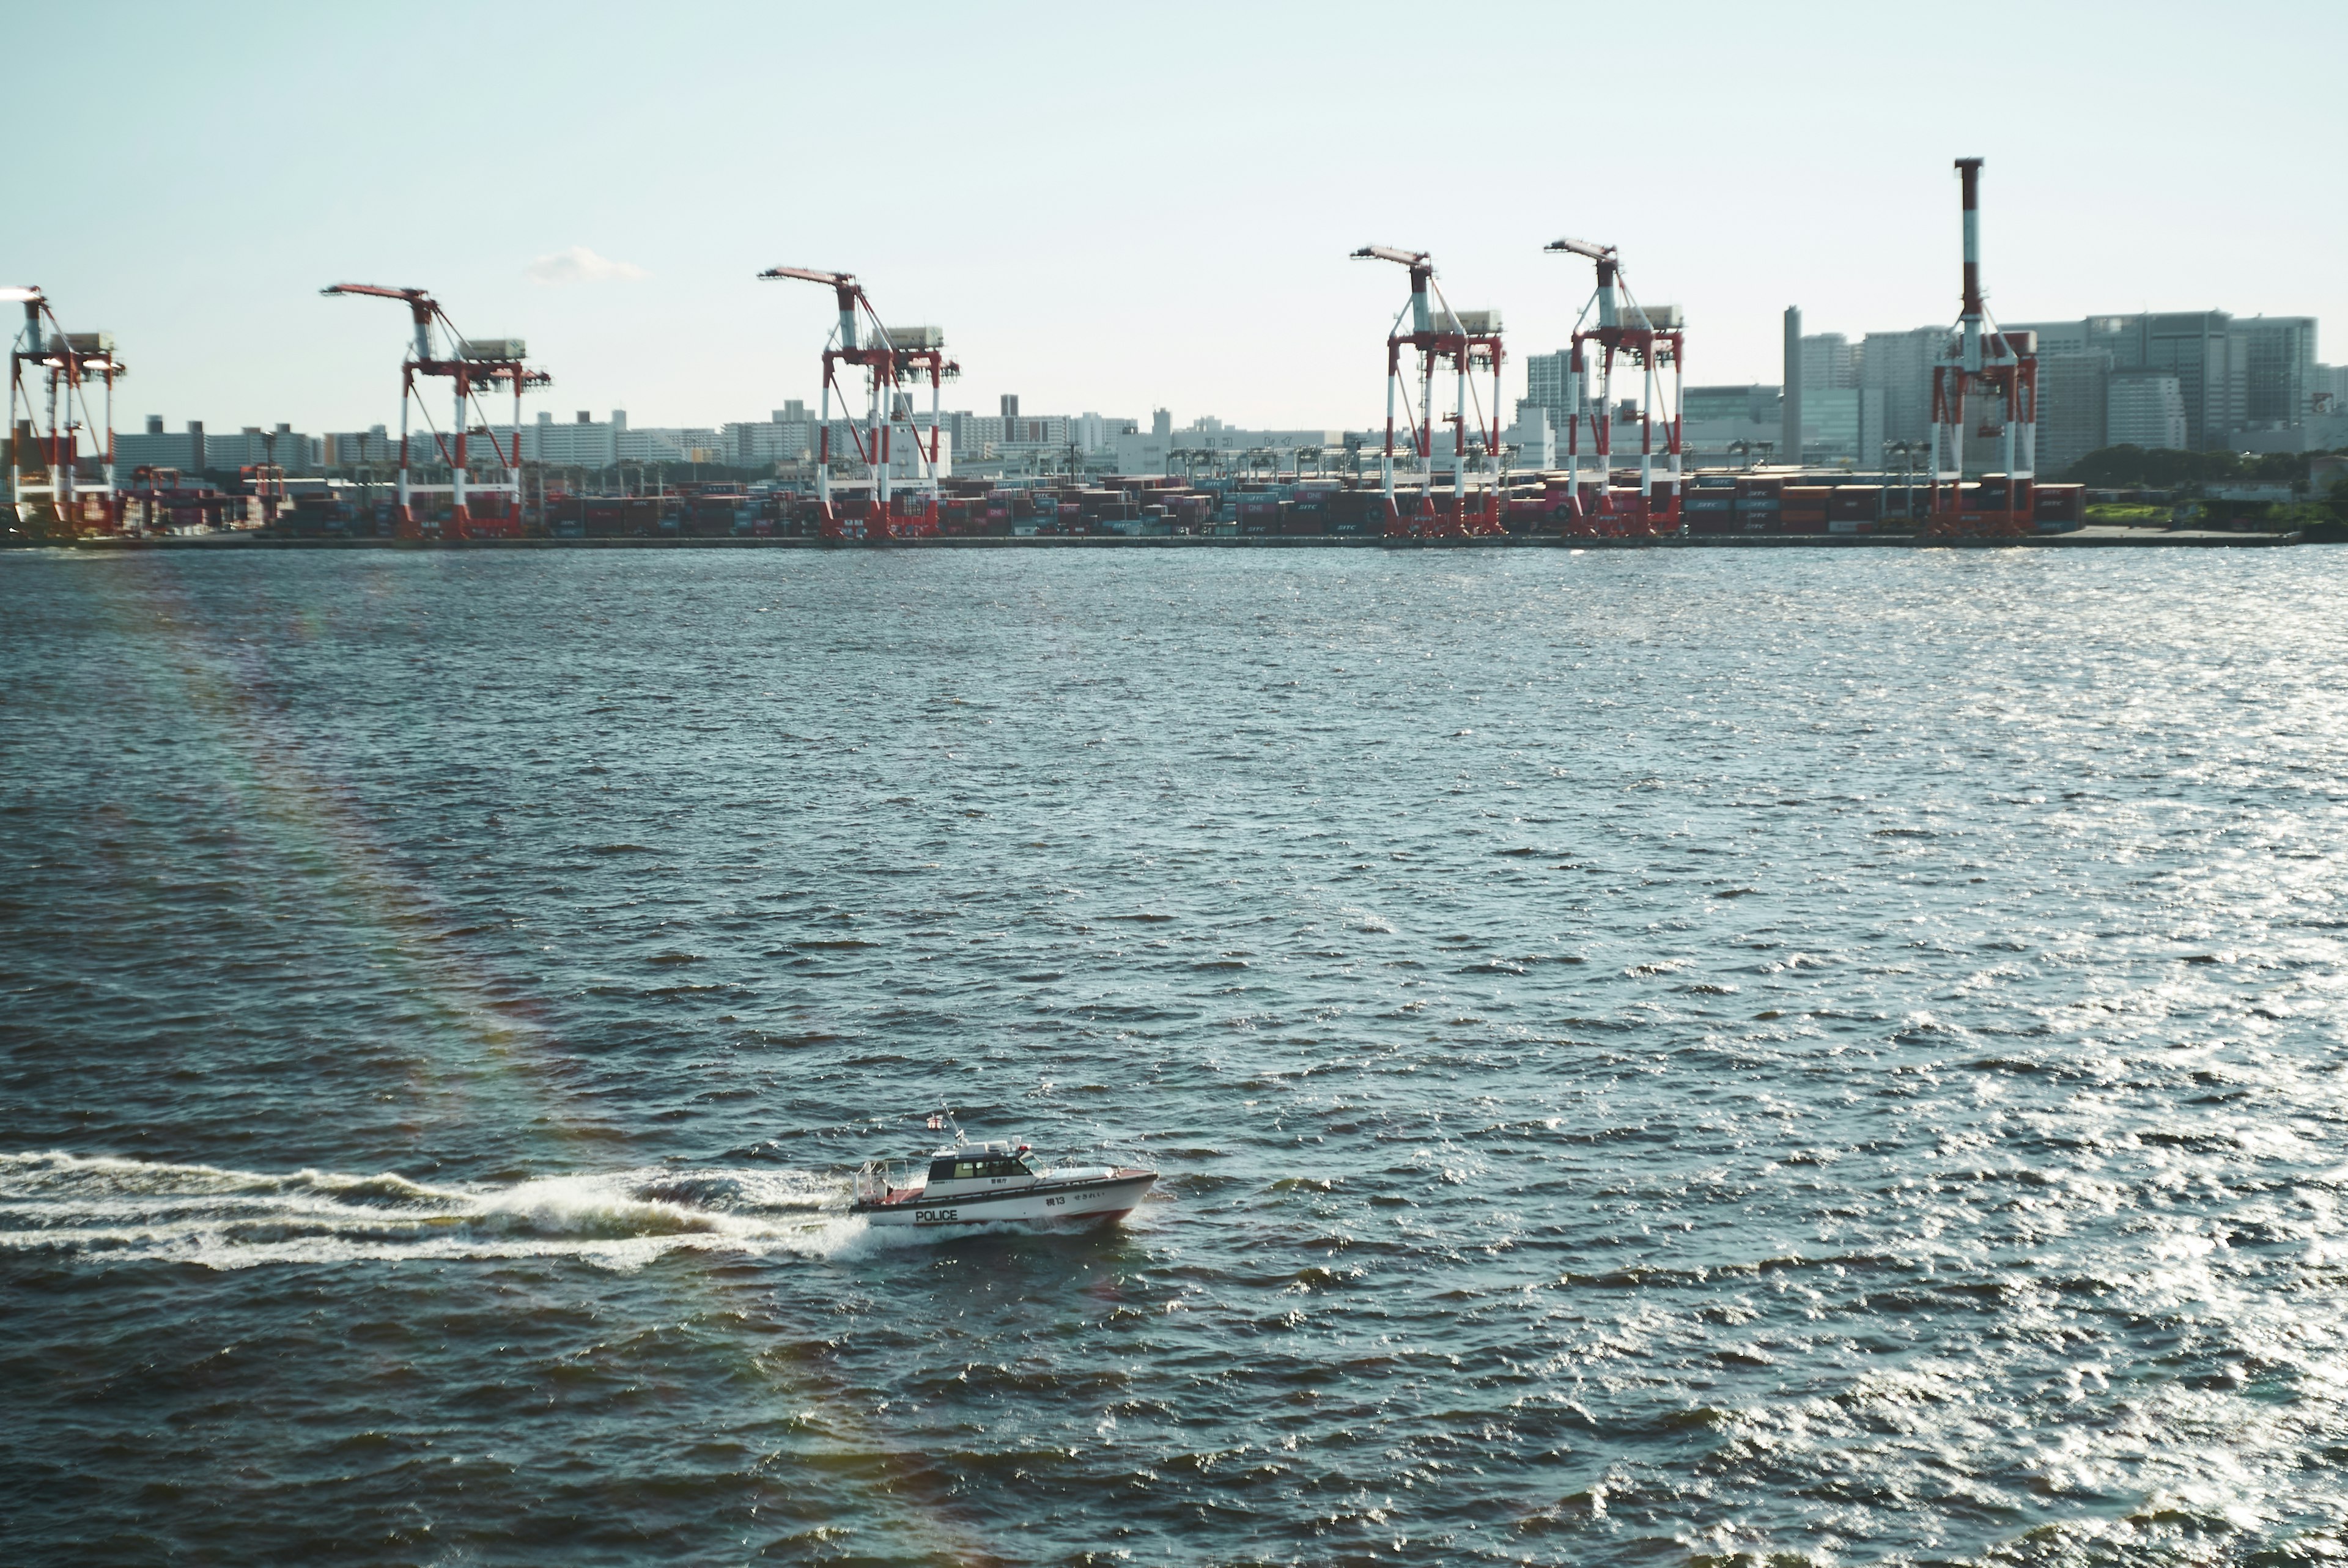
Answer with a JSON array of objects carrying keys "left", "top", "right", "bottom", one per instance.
[{"left": 525, "top": 245, "right": 649, "bottom": 286}]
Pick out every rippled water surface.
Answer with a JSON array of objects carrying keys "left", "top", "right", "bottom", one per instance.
[{"left": 6, "top": 545, "right": 2348, "bottom": 1566}]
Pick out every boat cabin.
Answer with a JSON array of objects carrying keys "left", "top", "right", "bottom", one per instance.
[{"left": 923, "top": 1140, "right": 1039, "bottom": 1196}]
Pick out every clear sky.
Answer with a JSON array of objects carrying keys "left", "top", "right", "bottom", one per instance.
[{"left": 13, "top": 0, "right": 2342, "bottom": 434}]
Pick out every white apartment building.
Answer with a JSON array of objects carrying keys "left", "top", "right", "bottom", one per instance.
[
  {"left": 1110, "top": 416, "right": 1349, "bottom": 474},
  {"left": 199, "top": 424, "right": 321, "bottom": 474},
  {"left": 2107, "top": 372, "right": 2189, "bottom": 451},
  {"left": 1521, "top": 351, "right": 1586, "bottom": 431},
  {"left": 1800, "top": 333, "right": 1856, "bottom": 392},
  {"left": 117, "top": 418, "right": 206, "bottom": 474},
  {"left": 1502, "top": 405, "right": 1555, "bottom": 469},
  {"left": 726, "top": 416, "right": 814, "bottom": 467},
  {"left": 521, "top": 411, "right": 623, "bottom": 466}
]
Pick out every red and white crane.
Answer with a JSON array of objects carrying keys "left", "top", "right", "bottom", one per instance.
[
  {"left": 322, "top": 283, "right": 549, "bottom": 539},
  {"left": 1544, "top": 237, "right": 1683, "bottom": 537},
  {"left": 1927, "top": 158, "right": 2037, "bottom": 540},
  {"left": 6, "top": 285, "right": 121, "bottom": 536},
  {"left": 1350, "top": 246, "right": 1505, "bottom": 537},
  {"left": 758, "top": 265, "right": 955, "bottom": 540}
]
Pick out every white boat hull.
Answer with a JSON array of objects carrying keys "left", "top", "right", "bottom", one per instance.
[{"left": 856, "top": 1169, "right": 1155, "bottom": 1229}]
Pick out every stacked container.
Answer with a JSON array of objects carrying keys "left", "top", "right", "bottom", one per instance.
[
  {"left": 1684, "top": 481, "right": 1736, "bottom": 535},
  {"left": 1828, "top": 486, "right": 1881, "bottom": 534},
  {"left": 1735, "top": 475, "right": 1782, "bottom": 532},
  {"left": 1780, "top": 486, "right": 1832, "bottom": 531},
  {"left": 1976, "top": 475, "right": 2033, "bottom": 518},
  {"left": 1236, "top": 496, "right": 1287, "bottom": 534},
  {"left": 2032, "top": 483, "right": 2086, "bottom": 532}
]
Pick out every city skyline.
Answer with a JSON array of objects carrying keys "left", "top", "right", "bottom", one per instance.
[{"left": 13, "top": 0, "right": 2344, "bottom": 433}]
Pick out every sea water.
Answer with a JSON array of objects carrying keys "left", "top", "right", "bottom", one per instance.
[{"left": 4, "top": 545, "right": 2346, "bottom": 1564}]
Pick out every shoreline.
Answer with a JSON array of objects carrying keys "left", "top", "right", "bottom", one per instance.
[{"left": 18, "top": 524, "right": 2303, "bottom": 553}]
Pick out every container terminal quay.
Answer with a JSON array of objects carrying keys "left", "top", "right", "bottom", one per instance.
[{"left": 8, "top": 158, "right": 2336, "bottom": 552}]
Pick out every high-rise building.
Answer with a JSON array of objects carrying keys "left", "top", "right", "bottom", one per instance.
[
  {"left": 1681, "top": 385, "right": 1781, "bottom": 463},
  {"left": 1860, "top": 327, "right": 1945, "bottom": 448},
  {"left": 2108, "top": 372, "right": 2188, "bottom": 451},
  {"left": 2036, "top": 352, "right": 2112, "bottom": 477},
  {"left": 1683, "top": 385, "right": 1780, "bottom": 425},
  {"left": 2232, "top": 316, "right": 2318, "bottom": 430},
  {"left": 2142, "top": 313, "right": 2232, "bottom": 450},
  {"left": 1800, "top": 333, "right": 1856, "bottom": 392},
  {"left": 2010, "top": 313, "right": 2251, "bottom": 449},
  {"left": 1798, "top": 388, "right": 1883, "bottom": 465},
  {"left": 1521, "top": 351, "right": 1584, "bottom": 433}
]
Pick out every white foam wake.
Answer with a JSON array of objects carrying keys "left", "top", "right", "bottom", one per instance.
[{"left": 0, "top": 1150, "right": 909, "bottom": 1272}]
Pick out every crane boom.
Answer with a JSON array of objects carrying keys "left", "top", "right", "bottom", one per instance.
[
  {"left": 324, "top": 282, "right": 439, "bottom": 364},
  {"left": 1544, "top": 238, "right": 1617, "bottom": 264},
  {"left": 322, "top": 282, "right": 433, "bottom": 309},
  {"left": 321, "top": 279, "right": 543, "bottom": 540},
  {"left": 1351, "top": 246, "right": 1431, "bottom": 269},
  {"left": 758, "top": 266, "right": 856, "bottom": 288}
]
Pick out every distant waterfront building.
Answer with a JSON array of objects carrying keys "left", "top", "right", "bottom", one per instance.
[
  {"left": 2311, "top": 364, "right": 2348, "bottom": 415},
  {"left": 1690, "top": 382, "right": 1775, "bottom": 462},
  {"left": 2008, "top": 316, "right": 2220, "bottom": 449},
  {"left": 726, "top": 405, "right": 814, "bottom": 467},
  {"left": 2007, "top": 312, "right": 2319, "bottom": 451},
  {"left": 1501, "top": 404, "right": 1554, "bottom": 469},
  {"left": 958, "top": 413, "right": 1071, "bottom": 454},
  {"left": 2232, "top": 315, "right": 2319, "bottom": 430},
  {"left": 1683, "top": 385, "right": 1779, "bottom": 425},
  {"left": 320, "top": 425, "right": 391, "bottom": 469},
  {"left": 1682, "top": 384, "right": 1780, "bottom": 463},
  {"left": 1859, "top": 327, "right": 1945, "bottom": 449},
  {"left": 196, "top": 423, "right": 319, "bottom": 475},
  {"left": 116, "top": 416, "right": 205, "bottom": 474},
  {"left": 520, "top": 410, "right": 624, "bottom": 466},
  {"left": 2107, "top": 372, "right": 2189, "bottom": 451},
  {"left": 619, "top": 425, "right": 722, "bottom": 464},
  {"left": 1802, "top": 387, "right": 1883, "bottom": 466},
  {"left": 2034, "top": 352, "right": 2112, "bottom": 477},
  {"left": 1521, "top": 351, "right": 1584, "bottom": 432},
  {"left": 1800, "top": 333, "right": 1856, "bottom": 392},
  {"left": 1110, "top": 416, "right": 1349, "bottom": 474}
]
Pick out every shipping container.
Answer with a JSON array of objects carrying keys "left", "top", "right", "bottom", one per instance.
[
  {"left": 2033, "top": 484, "right": 2085, "bottom": 531},
  {"left": 1829, "top": 485, "right": 1881, "bottom": 521}
]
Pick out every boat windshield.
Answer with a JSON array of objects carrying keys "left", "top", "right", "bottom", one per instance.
[{"left": 928, "top": 1155, "right": 1035, "bottom": 1182}]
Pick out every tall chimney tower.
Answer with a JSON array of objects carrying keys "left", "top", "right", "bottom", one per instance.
[
  {"left": 1956, "top": 156, "right": 1985, "bottom": 373},
  {"left": 1782, "top": 306, "right": 1803, "bottom": 466}
]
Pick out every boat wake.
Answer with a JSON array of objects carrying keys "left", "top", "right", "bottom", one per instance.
[{"left": 0, "top": 1150, "right": 912, "bottom": 1271}]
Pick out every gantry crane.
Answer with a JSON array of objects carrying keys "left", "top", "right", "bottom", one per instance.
[
  {"left": 1927, "top": 158, "right": 2037, "bottom": 542},
  {"left": 758, "top": 266, "right": 956, "bottom": 540},
  {"left": 322, "top": 284, "right": 550, "bottom": 539},
  {"left": 1544, "top": 237, "right": 1684, "bottom": 538},
  {"left": 6, "top": 286, "right": 122, "bottom": 537},
  {"left": 1350, "top": 246, "right": 1505, "bottom": 537}
]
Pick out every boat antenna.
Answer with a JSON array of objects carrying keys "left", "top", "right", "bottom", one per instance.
[{"left": 926, "top": 1108, "right": 966, "bottom": 1146}]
